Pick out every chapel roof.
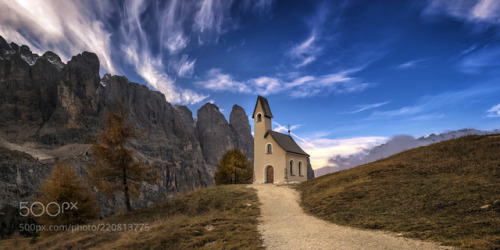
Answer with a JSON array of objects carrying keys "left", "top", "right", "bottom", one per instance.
[
  {"left": 252, "top": 95, "right": 273, "bottom": 118},
  {"left": 265, "top": 130, "right": 310, "bottom": 157}
]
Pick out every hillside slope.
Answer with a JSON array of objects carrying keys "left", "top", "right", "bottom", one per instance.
[
  {"left": 300, "top": 134, "right": 500, "bottom": 248},
  {"left": 1, "top": 185, "right": 261, "bottom": 249}
]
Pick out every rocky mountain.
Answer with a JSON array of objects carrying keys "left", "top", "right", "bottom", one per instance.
[
  {"left": 315, "top": 128, "right": 500, "bottom": 176},
  {"left": 0, "top": 35, "right": 254, "bottom": 216}
]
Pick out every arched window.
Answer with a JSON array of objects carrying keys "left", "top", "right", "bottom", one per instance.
[
  {"left": 257, "top": 113, "right": 262, "bottom": 122},
  {"left": 290, "top": 160, "right": 294, "bottom": 176},
  {"left": 266, "top": 143, "right": 272, "bottom": 154},
  {"left": 298, "top": 161, "right": 303, "bottom": 176}
]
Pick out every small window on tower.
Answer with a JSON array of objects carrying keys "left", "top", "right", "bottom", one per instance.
[
  {"left": 266, "top": 143, "right": 272, "bottom": 154},
  {"left": 257, "top": 113, "right": 262, "bottom": 122}
]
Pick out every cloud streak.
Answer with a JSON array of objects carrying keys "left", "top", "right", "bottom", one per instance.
[
  {"left": 196, "top": 68, "right": 250, "bottom": 93},
  {"left": 0, "top": 0, "right": 116, "bottom": 74},
  {"left": 369, "top": 84, "right": 500, "bottom": 120},
  {"left": 424, "top": 0, "right": 500, "bottom": 25},
  {"left": 272, "top": 122, "right": 301, "bottom": 134},
  {"left": 118, "top": 0, "right": 210, "bottom": 105},
  {"left": 0, "top": 0, "right": 275, "bottom": 105},
  {"left": 459, "top": 44, "right": 500, "bottom": 74},
  {"left": 196, "top": 68, "right": 370, "bottom": 98},
  {"left": 287, "top": 1, "right": 340, "bottom": 68},
  {"left": 398, "top": 59, "right": 428, "bottom": 69},
  {"left": 289, "top": 34, "right": 321, "bottom": 68},
  {"left": 487, "top": 103, "right": 500, "bottom": 117},
  {"left": 344, "top": 102, "right": 390, "bottom": 114}
]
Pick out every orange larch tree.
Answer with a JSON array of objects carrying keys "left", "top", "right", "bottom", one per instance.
[
  {"left": 37, "top": 160, "right": 98, "bottom": 232},
  {"left": 86, "top": 102, "right": 159, "bottom": 212}
]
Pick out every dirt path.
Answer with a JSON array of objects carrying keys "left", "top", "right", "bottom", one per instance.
[{"left": 252, "top": 184, "right": 446, "bottom": 250}]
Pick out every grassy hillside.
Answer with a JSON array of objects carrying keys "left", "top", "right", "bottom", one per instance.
[
  {"left": 300, "top": 134, "right": 500, "bottom": 249},
  {"left": 2, "top": 185, "right": 261, "bottom": 250}
]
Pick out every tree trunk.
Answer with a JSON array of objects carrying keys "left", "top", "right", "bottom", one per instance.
[{"left": 123, "top": 165, "right": 132, "bottom": 212}]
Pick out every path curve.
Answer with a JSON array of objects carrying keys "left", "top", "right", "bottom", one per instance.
[{"left": 252, "top": 184, "right": 446, "bottom": 250}]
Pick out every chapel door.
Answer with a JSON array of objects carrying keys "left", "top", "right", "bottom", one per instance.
[{"left": 266, "top": 166, "right": 274, "bottom": 183}]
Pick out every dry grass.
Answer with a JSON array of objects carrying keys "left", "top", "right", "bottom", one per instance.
[
  {"left": 22, "top": 185, "right": 262, "bottom": 249},
  {"left": 300, "top": 135, "right": 500, "bottom": 249},
  {"left": 0, "top": 236, "right": 31, "bottom": 250}
]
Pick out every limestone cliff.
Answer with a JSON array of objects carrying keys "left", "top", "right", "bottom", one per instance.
[{"left": 0, "top": 36, "right": 254, "bottom": 216}]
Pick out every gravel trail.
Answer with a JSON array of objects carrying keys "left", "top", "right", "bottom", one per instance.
[{"left": 252, "top": 184, "right": 447, "bottom": 250}]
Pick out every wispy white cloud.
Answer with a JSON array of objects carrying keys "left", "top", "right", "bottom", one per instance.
[
  {"left": 398, "top": 58, "right": 428, "bottom": 69},
  {"left": 487, "top": 103, "right": 500, "bottom": 117},
  {"left": 448, "top": 38, "right": 500, "bottom": 74},
  {"left": 370, "top": 106, "right": 422, "bottom": 119},
  {"left": 287, "top": 2, "right": 336, "bottom": 68},
  {"left": 178, "top": 59, "right": 196, "bottom": 78},
  {"left": 123, "top": 46, "right": 207, "bottom": 105},
  {"left": 290, "top": 35, "right": 316, "bottom": 57},
  {"left": 0, "top": 0, "right": 116, "bottom": 74},
  {"left": 424, "top": 0, "right": 500, "bottom": 25},
  {"left": 118, "top": 0, "right": 209, "bottom": 105},
  {"left": 195, "top": 68, "right": 251, "bottom": 93},
  {"left": 459, "top": 43, "right": 479, "bottom": 57},
  {"left": 250, "top": 76, "right": 283, "bottom": 95},
  {"left": 423, "top": 0, "right": 500, "bottom": 74},
  {"left": 0, "top": 0, "right": 274, "bottom": 105},
  {"left": 197, "top": 68, "right": 370, "bottom": 98},
  {"left": 120, "top": 0, "right": 273, "bottom": 104},
  {"left": 194, "top": 0, "right": 230, "bottom": 34},
  {"left": 288, "top": 69, "right": 370, "bottom": 98},
  {"left": 169, "top": 54, "right": 196, "bottom": 78},
  {"left": 369, "top": 84, "right": 500, "bottom": 120},
  {"left": 472, "top": 0, "right": 500, "bottom": 21},
  {"left": 448, "top": 42, "right": 482, "bottom": 63},
  {"left": 165, "top": 33, "right": 189, "bottom": 54},
  {"left": 272, "top": 121, "right": 301, "bottom": 134},
  {"left": 459, "top": 44, "right": 500, "bottom": 74},
  {"left": 344, "top": 101, "right": 390, "bottom": 114},
  {"left": 289, "top": 34, "right": 321, "bottom": 68}
]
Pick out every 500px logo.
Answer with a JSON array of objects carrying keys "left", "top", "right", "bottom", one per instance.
[{"left": 19, "top": 201, "right": 78, "bottom": 217}]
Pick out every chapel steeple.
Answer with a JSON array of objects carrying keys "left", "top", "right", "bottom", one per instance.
[{"left": 252, "top": 95, "right": 273, "bottom": 138}]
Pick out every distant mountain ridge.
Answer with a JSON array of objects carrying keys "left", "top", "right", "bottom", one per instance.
[
  {"left": 315, "top": 128, "right": 500, "bottom": 176},
  {"left": 0, "top": 35, "right": 254, "bottom": 215}
]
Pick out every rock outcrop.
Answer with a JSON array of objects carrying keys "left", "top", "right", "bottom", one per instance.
[
  {"left": 230, "top": 104, "right": 254, "bottom": 164},
  {"left": 196, "top": 103, "right": 236, "bottom": 176},
  {"left": 0, "top": 36, "right": 254, "bottom": 217},
  {"left": 0, "top": 148, "right": 52, "bottom": 208},
  {"left": 196, "top": 103, "right": 255, "bottom": 176}
]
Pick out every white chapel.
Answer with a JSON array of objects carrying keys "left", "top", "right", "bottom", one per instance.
[{"left": 252, "top": 96, "right": 310, "bottom": 184}]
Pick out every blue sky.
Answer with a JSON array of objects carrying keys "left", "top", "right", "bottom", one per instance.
[{"left": 1, "top": 0, "right": 499, "bottom": 169}]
